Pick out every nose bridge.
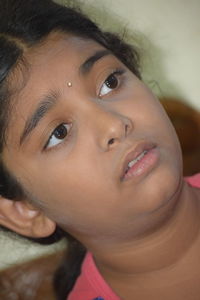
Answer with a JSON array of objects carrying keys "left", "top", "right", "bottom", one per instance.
[{"left": 86, "top": 100, "right": 133, "bottom": 150}]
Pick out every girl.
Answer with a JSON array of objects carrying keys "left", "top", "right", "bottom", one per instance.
[{"left": 0, "top": 0, "right": 199, "bottom": 299}]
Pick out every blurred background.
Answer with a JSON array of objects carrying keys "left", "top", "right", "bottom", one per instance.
[{"left": 81, "top": 0, "right": 200, "bottom": 110}]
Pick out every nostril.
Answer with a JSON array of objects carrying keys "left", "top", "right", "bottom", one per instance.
[
  {"left": 125, "top": 124, "right": 129, "bottom": 135},
  {"left": 108, "top": 138, "right": 115, "bottom": 145}
]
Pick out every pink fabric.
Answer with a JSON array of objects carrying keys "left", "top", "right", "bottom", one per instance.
[
  {"left": 185, "top": 173, "right": 200, "bottom": 187},
  {"left": 68, "top": 174, "right": 200, "bottom": 300},
  {"left": 68, "top": 252, "right": 121, "bottom": 300}
]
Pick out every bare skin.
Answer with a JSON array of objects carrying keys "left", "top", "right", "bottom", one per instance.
[
  {"left": 1, "top": 32, "right": 200, "bottom": 299},
  {"left": 96, "top": 185, "right": 200, "bottom": 299}
]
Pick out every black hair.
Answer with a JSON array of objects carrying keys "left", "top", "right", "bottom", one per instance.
[{"left": 0, "top": 0, "right": 141, "bottom": 299}]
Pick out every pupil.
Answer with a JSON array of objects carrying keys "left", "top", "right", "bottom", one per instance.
[
  {"left": 106, "top": 74, "right": 118, "bottom": 89},
  {"left": 55, "top": 125, "right": 67, "bottom": 139}
]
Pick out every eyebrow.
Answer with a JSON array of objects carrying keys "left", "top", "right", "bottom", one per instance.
[
  {"left": 80, "top": 49, "right": 111, "bottom": 74},
  {"left": 20, "top": 91, "right": 58, "bottom": 145},
  {"left": 20, "top": 50, "right": 111, "bottom": 145}
]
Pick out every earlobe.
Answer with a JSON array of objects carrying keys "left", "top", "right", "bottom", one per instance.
[{"left": 0, "top": 196, "right": 56, "bottom": 238}]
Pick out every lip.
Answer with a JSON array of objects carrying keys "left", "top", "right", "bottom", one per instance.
[{"left": 120, "top": 141, "right": 158, "bottom": 181}]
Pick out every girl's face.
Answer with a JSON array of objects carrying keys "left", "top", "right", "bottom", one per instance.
[{"left": 3, "top": 32, "right": 182, "bottom": 243}]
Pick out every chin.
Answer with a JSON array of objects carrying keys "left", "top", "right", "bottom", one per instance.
[{"left": 142, "top": 158, "right": 183, "bottom": 215}]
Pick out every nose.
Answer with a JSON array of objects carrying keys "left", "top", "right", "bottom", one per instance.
[{"left": 93, "top": 106, "right": 133, "bottom": 151}]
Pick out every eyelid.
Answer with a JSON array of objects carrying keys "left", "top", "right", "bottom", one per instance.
[
  {"left": 43, "top": 123, "right": 72, "bottom": 151},
  {"left": 98, "top": 68, "right": 126, "bottom": 98}
]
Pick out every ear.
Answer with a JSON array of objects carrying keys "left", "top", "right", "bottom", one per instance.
[{"left": 0, "top": 196, "right": 56, "bottom": 238}]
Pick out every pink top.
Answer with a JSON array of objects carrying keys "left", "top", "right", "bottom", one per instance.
[
  {"left": 186, "top": 173, "right": 200, "bottom": 187},
  {"left": 68, "top": 173, "right": 200, "bottom": 300}
]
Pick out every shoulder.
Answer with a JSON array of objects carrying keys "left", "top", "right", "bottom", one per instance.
[{"left": 68, "top": 253, "right": 120, "bottom": 300}]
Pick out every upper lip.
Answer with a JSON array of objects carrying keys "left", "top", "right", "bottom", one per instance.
[{"left": 120, "top": 141, "right": 157, "bottom": 180}]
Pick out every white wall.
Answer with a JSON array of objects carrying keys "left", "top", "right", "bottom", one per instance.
[
  {"left": 83, "top": 0, "right": 200, "bottom": 110},
  {"left": 0, "top": 231, "right": 65, "bottom": 270}
]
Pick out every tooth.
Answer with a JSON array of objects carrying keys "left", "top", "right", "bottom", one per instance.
[{"left": 128, "top": 150, "right": 148, "bottom": 168}]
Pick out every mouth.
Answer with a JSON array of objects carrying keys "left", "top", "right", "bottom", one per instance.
[{"left": 120, "top": 141, "right": 158, "bottom": 181}]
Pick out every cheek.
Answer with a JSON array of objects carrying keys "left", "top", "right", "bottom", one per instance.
[
  {"left": 22, "top": 162, "right": 117, "bottom": 221},
  {"left": 32, "top": 176, "right": 126, "bottom": 238},
  {"left": 131, "top": 92, "right": 180, "bottom": 147}
]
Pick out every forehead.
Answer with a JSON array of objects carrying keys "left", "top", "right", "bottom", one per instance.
[
  {"left": 12, "top": 31, "right": 110, "bottom": 107},
  {"left": 10, "top": 30, "right": 108, "bottom": 89},
  {"left": 27, "top": 32, "right": 101, "bottom": 64},
  {"left": 23, "top": 32, "right": 105, "bottom": 80},
  {"left": 5, "top": 32, "right": 107, "bottom": 139},
  {"left": 13, "top": 31, "right": 108, "bottom": 112}
]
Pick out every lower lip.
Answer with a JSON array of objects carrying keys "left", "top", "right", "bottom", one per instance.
[{"left": 123, "top": 148, "right": 159, "bottom": 181}]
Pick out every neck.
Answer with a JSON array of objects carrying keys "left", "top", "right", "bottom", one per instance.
[{"left": 88, "top": 181, "right": 200, "bottom": 277}]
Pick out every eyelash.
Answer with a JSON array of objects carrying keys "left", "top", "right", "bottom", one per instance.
[
  {"left": 44, "top": 123, "right": 72, "bottom": 150},
  {"left": 98, "top": 68, "right": 126, "bottom": 98},
  {"left": 44, "top": 68, "right": 126, "bottom": 151}
]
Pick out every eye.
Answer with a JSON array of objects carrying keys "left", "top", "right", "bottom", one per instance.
[
  {"left": 44, "top": 123, "right": 71, "bottom": 149},
  {"left": 99, "top": 69, "right": 125, "bottom": 97}
]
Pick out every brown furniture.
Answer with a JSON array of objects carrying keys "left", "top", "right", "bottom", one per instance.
[
  {"left": 160, "top": 98, "right": 200, "bottom": 175},
  {"left": 0, "top": 250, "right": 65, "bottom": 300}
]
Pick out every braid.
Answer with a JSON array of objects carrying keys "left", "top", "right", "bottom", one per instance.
[{"left": 54, "top": 237, "right": 86, "bottom": 299}]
